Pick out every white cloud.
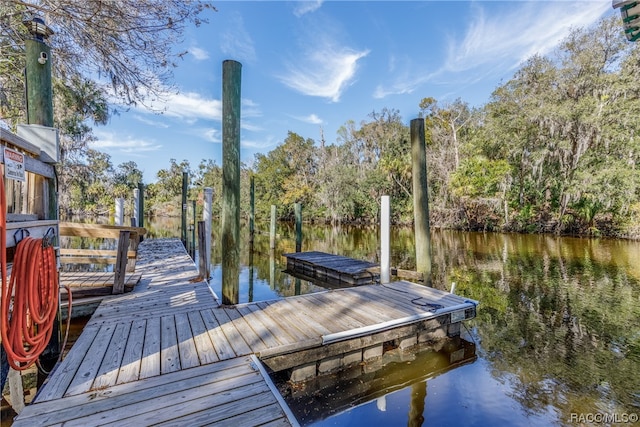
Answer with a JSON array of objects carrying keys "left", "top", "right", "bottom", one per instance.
[
  {"left": 148, "top": 91, "right": 222, "bottom": 122},
  {"left": 241, "top": 121, "right": 264, "bottom": 132},
  {"left": 133, "top": 114, "right": 170, "bottom": 128},
  {"left": 293, "top": 0, "right": 323, "bottom": 17},
  {"left": 280, "top": 39, "right": 370, "bottom": 102},
  {"left": 137, "top": 91, "right": 262, "bottom": 131},
  {"left": 242, "top": 135, "right": 278, "bottom": 150},
  {"left": 293, "top": 113, "right": 324, "bottom": 125},
  {"left": 189, "top": 46, "right": 209, "bottom": 61},
  {"left": 373, "top": 2, "right": 610, "bottom": 100},
  {"left": 443, "top": 2, "right": 611, "bottom": 74},
  {"left": 221, "top": 13, "right": 256, "bottom": 63},
  {"left": 91, "top": 131, "right": 162, "bottom": 154},
  {"left": 201, "top": 128, "right": 220, "bottom": 143}
]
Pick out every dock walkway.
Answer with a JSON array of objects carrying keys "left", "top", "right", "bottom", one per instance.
[{"left": 13, "top": 238, "right": 476, "bottom": 426}]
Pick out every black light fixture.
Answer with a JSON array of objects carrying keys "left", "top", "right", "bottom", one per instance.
[
  {"left": 613, "top": 0, "right": 640, "bottom": 42},
  {"left": 22, "top": 15, "right": 54, "bottom": 41}
]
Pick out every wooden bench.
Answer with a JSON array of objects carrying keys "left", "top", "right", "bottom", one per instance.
[{"left": 58, "top": 222, "right": 146, "bottom": 294}]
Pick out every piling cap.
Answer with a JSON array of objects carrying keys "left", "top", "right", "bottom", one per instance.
[{"left": 23, "top": 15, "right": 54, "bottom": 40}]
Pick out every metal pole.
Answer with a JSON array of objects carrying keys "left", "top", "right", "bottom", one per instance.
[
  {"left": 381, "top": 195, "right": 391, "bottom": 284},
  {"left": 411, "top": 118, "right": 432, "bottom": 286},
  {"left": 221, "top": 59, "right": 242, "bottom": 305}
]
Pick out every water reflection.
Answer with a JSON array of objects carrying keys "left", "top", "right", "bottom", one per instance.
[{"left": 279, "top": 338, "right": 477, "bottom": 426}]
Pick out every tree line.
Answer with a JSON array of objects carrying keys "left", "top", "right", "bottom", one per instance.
[{"left": 1, "top": 4, "right": 638, "bottom": 238}]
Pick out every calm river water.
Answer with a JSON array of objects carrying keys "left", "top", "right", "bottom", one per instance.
[{"left": 138, "top": 218, "right": 640, "bottom": 426}]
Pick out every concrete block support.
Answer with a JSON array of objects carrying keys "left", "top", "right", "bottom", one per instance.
[
  {"left": 363, "top": 344, "right": 383, "bottom": 361},
  {"left": 342, "top": 350, "right": 362, "bottom": 368},
  {"left": 318, "top": 356, "right": 342, "bottom": 374},
  {"left": 290, "top": 361, "right": 316, "bottom": 382}
]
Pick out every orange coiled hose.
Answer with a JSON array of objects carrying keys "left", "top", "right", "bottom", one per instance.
[{"left": 1, "top": 174, "right": 59, "bottom": 370}]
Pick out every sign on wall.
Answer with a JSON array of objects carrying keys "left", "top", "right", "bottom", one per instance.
[{"left": 3, "top": 146, "right": 26, "bottom": 182}]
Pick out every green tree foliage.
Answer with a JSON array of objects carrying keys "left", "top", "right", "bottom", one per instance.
[
  {"left": 481, "top": 17, "right": 640, "bottom": 236},
  {"left": 1, "top": 0, "right": 212, "bottom": 216},
  {"left": 9, "top": 12, "right": 636, "bottom": 239},
  {"left": 1, "top": 0, "right": 213, "bottom": 120}
]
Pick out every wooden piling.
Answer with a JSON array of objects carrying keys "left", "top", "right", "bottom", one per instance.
[
  {"left": 23, "top": 17, "right": 59, "bottom": 368},
  {"left": 190, "top": 200, "right": 196, "bottom": 259},
  {"left": 250, "top": 175, "right": 255, "bottom": 244},
  {"left": 203, "top": 187, "right": 213, "bottom": 278},
  {"left": 115, "top": 197, "right": 124, "bottom": 226},
  {"left": 270, "top": 204, "right": 277, "bottom": 250},
  {"left": 411, "top": 118, "right": 432, "bottom": 286},
  {"left": 113, "top": 230, "right": 130, "bottom": 294},
  {"left": 181, "top": 172, "right": 188, "bottom": 248},
  {"left": 137, "top": 183, "right": 145, "bottom": 228},
  {"left": 295, "top": 202, "right": 302, "bottom": 252},
  {"left": 380, "top": 195, "right": 391, "bottom": 284},
  {"left": 25, "top": 32, "right": 53, "bottom": 127},
  {"left": 221, "top": 59, "right": 242, "bottom": 305},
  {"left": 198, "top": 221, "right": 207, "bottom": 280},
  {"left": 133, "top": 188, "right": 139, "bottom": 226}
]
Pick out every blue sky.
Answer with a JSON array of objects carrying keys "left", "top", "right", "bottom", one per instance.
[{"left": 90, "top": 1, "right": 614, "bottom": 183}]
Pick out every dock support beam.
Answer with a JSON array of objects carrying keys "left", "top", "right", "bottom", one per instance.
[
  {"left": 380, "top": 195, "right": 390, "bottom": 284},
  {"left": 221, "top": 59, "right": 242, "bottom": 305},
  {"left": 411, "top": 118, "right": 432, "bottom": 286}
]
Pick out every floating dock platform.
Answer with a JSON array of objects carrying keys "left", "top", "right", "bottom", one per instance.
[
  {"left": 284, "top": 251, "right": 380, "bottom": 286},
  {"left": 12, "top": 239, "right": 477, "bottom": 426}
]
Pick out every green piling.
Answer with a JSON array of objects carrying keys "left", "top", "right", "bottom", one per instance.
[
  {"left": 24, "top": 30, "right": 53, "bottom": 126},
  {"left": 23, "top": 15, "right": 58, "bottom": 374},
  {"left": 411, "top": 118, "right": 432, "bottom": 286},
  {"left": 221, "top": 60, "right": 242, "bottom": 305}
]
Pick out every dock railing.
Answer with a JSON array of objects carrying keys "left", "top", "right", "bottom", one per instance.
[{"left": 58, "top": 222, "right": 146, "bottom": 294}]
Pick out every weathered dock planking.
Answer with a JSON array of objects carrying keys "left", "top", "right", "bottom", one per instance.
[
  {"left": 60, "top": 271, "right": 142, "bottom": 296},
  {"left": 284, "top": 251, "right": 380, "bottom": 285},
  {"left": 12, "top": 238, "right": 477, "bottom": 426}
]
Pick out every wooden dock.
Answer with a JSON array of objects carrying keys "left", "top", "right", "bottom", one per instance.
[
  {"left": 12, "top": 238, "right": 477, "bottom": 426},
  {"left": 60, "top": 271, "right": 142, "bottom": 297},
  {"left": 284, "top": 251, "right": 380, "bottom": 285}
]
